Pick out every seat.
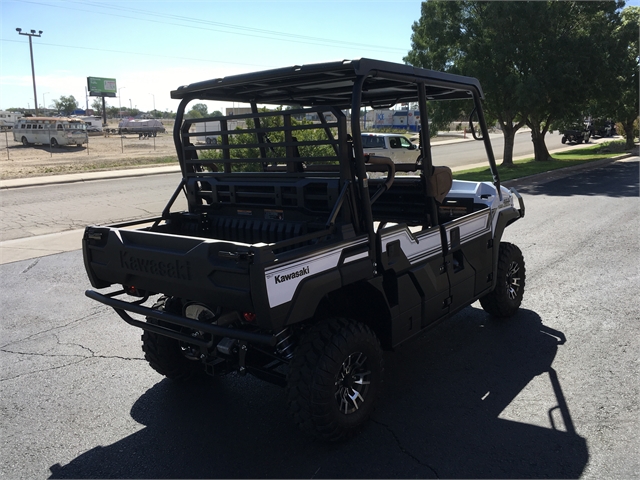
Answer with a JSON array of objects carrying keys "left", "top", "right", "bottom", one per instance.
[{"left": 426, "top": 166, "right": 453, "bottom": 204}]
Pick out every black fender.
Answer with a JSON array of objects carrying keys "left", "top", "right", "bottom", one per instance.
[{"left": 490, "top": 192, "right": 524, "bottom": 289}]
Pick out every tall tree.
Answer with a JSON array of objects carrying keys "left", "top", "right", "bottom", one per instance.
[
  {"left": 91, "top": 98, "right": 103, "bottom": 116},
  {"left": 610, "top": 6, "right": 639, "bottom": 149},
  {"left": 191, "top": 103, "right": 208, "bottom": 117},
  {"left": 405, "top": 1, "right": 624, "bottom": 163},
  {"left": 53, "top": 95, "right": 79, "bottom": 116}
]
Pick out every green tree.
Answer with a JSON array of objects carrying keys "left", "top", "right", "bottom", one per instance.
[
  {"left": 406, "top": 1, "right": 624, "bottom": 163},
  {"left": 186, "top": 103, "right": 208, "bottom": 118},
  {"left": 53, "top": 95, "right": 79, "bottom": 115},
  {"left": 610, "top": 6, "right": 639, "bottom": 148},
  {"left": 91, "top": 98, "right": 103, "bottom": 116},
  {"left": 185, "top": 109, "right": 203, "bottom": 119},
  {"left": 106, "top": 106, "right": 120, "bottom": 118}
]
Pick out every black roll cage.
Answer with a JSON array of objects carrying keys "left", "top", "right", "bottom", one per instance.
[{"left": 169, "top": 58, "right": 501, "bottom": 256}]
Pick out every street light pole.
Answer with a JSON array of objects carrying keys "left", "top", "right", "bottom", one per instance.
[
  {"left": 118, "top": 86, "right": 126, "bottom": 117},
  {"left": 16, "top": 28, "right": 43, "bottom": 115},
  {"left": 42, "top": 91, "right": 49, "bottom": 113}
]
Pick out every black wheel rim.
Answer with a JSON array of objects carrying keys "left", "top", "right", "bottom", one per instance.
[
  {"left": 506, "top": 260, "right": 521, "bottom": 300},
  {"left": 335, "top": 352, "right": 371, "bottom": 414}
]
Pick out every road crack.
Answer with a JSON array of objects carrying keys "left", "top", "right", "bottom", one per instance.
[{"left": 371, "top": 418, "right": 440, "bottom": 477}]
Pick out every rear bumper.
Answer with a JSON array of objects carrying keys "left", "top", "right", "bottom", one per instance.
[{"left": 85, "top": 289, "right": 277, "bottom": 347}]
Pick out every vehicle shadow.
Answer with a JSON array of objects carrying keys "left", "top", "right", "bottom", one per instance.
[
  {"left": 514, "top": 159, "right": 638, "bottom": 198},
  {"left": 48, "top": 307, "right": 588, "bottom": 479}
]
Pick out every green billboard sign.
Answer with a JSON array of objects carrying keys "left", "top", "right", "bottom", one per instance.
[{"left": 87, "top": 77, "right": 117, "bottom": 97}]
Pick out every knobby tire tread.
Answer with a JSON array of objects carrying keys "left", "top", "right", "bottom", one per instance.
[
  {"left": 286, "top": 317, "right": 383, "bottom": 442},
  {"left": 480, "top": 242, "right": 525, "bottom": 318},
  {"left": 141, "top": 297, "right": 204, "bottom": 381}
]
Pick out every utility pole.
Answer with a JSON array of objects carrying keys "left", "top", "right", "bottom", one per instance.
[
  {"left": 149, "top": 93, "right": 155, "bottom": 115},
  {"left": 16, "top": 28, "right": 43, "bottom": 115},
  {"left": 118, "top": 87, "right": 126, "bottom": 118}
]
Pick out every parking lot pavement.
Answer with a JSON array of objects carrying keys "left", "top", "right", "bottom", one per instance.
[{"left": 1, "top": 158, "right": 638, "bottom": 479}]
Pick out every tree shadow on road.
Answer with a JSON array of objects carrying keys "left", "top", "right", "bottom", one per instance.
[
  {"left": 48, "top": 307, "right": 588, "bottom": 479},
  {"left": 514, "top": 159, "right": 638, "bottom": 198}
]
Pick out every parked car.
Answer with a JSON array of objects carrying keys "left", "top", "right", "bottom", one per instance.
[
  {"left": 361, "top": 132, "right": 420, "bottom": 163},
  {"left": 588, "top": 120, "right": 616, "bottom": 138},
  {"left": 561, "top": 125, "right": 590, "bottom": 144}
]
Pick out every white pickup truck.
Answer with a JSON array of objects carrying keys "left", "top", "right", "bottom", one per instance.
[{"left": 361, "top": 132, "right": 420, "bottom": 163}]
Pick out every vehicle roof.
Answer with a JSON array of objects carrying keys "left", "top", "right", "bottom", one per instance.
[
  {"left": 17, "top": 116, "right": 84, "bottom": 122},
  {"left": 171, "top": 58, "right": 483, "bottom": 108},
  {"left": 361, "top": 132, "right": 412, "bottom": 137}
]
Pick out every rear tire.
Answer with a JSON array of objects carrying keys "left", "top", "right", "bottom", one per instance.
[
  {"left": 50, "top": 138, "right": 58, "bottom": 148},
  {"left": 142, "top": 297, "right": 206, "bottom": 381},
  {"left": 286, "top": 318, "right": 384, "bottom": 442},
  {"left": 21, "top": 136, "right": 29, "bottom": 147},
  {"left": 480, "top": 242, "right": 526, "bottom": 318}
]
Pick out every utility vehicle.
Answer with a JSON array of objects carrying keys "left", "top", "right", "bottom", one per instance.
[{"left": 83, "top": 58, "right": 526, "bottom": 441}]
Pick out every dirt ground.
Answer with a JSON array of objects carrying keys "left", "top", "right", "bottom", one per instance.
[{"left": 0, "top": 128, "right": 179, "bottom": 179}]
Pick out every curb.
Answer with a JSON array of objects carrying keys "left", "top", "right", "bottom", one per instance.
[{"left": 0, "top": 165, "right": 182, "bottom": 190}]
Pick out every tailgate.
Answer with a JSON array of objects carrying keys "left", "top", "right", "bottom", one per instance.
[{"left": 82, "top": 225, "right": 259, "bottom": 311}]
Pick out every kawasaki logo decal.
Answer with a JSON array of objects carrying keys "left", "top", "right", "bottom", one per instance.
[
  {"left": 275, "top": 266, "right": 310, "bottom": 284},
  {"left": 120, "top": 251, "right": 191, "bottom": 280},
  {"left": 264, "top": 239, "right": 369, "bottom": 308}
]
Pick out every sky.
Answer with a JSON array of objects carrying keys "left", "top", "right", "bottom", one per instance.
[
  {"left": 2, "top": 0, "right": 638, "bottom": 116},
  {"left": 1, "top": 0, "right": 426, "bottom": 114}
]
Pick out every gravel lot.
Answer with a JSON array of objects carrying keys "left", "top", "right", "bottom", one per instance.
[{"left": 0, "top": 127, "right": 177, "bottom": 179}]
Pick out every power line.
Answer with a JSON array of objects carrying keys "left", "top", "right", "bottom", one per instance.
[
  {"left": 74, "top": 0, "right": 408, "bottom": 53},
  {"left": 1, "top": 38, "right": 275, "bottom": 69},
  {"left": 14, "top": 0, "right": 408, "bottom": 54}
]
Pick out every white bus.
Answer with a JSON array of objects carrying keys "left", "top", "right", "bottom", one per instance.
[{"left": 13, "top": 117, "right": 88, "bottom": 147}]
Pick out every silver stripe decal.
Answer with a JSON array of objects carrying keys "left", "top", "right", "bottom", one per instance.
[
  {"left": 343, "top": 251, "right": 369, "bottom": 264},
  {"left": 381, "top": 228, "right": 442, "bottom": 264},
  {"left": 264, "top": 239, "right": 368, "bottom": 308},
  {"left": 444, "top": 210, "right": 490, "bottom": 249}
]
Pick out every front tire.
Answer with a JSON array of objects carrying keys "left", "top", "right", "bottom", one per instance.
[
  {"left": 480, "top": 242, "right": 526, "bottom": 318},
  {"left": 286, "top": 318, "right": 384, "bottom": 442}
]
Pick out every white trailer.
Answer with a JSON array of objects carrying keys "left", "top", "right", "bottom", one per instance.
[
  {"left": 117, "top": 119, "right": 166, "bottom": 137},
  {"left": 77, "top": 116, "right": 103, "bottom": 132},
  {"left": 0, "top": 111, "right": 23, "bottom": 130},
  {"left": 194, "top": 121, "right": 221, "bottom": 144}
]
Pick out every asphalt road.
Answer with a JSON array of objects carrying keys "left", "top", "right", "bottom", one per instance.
[
  {"left": 432, "top": 129, "right": 566, "bottom": 167},
  {"left": 0, "top": 158, "right": 638, "bottom": 479},
  {"left": 0, "top": 173, "right": 185, "bottom": 242},
  {"left": 0, "top": 132, "right": 592, "bottom": 242}
]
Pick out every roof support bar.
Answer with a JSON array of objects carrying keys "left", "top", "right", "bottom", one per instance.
[{"left": 418, "top": 83, "right": 439, "bottom": 227}]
